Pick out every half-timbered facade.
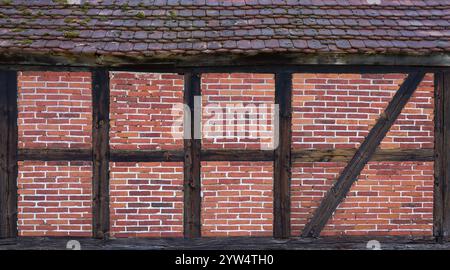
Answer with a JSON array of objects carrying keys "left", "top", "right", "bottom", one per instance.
[{"left": 0, "top": 0, "right": 449, "bottom": 249}]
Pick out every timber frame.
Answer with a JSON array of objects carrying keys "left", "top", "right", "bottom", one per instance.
[{"left": 0, "top": 62, "right": 448, "bottom": 249}]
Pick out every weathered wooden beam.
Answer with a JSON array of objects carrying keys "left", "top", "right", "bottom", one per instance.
[
  {"left": 292, "top": 148, "right": 434, "bottom": 163},
  {"left": 91, "top": 69, "right": 110, "bottom": 239},
  {"left": 110, "top": 150, "right": 184, "bottom": 162},
  {"left": 274, "top": 72, "right": 292, "bottom": 238},
  {"left": 201, "top": 150, "right": 274, "bottom": 161},
  {"left": 0, "top": 66, "right": 92, "bottom": 72},
  {"left": 2, "top": 51, "right": 450, "bottom": 70},
  {"left": 0, "top": 235, "right": 439, "bottom": 250},
  {"left": 18, "top": 149, "right": 92, "bottom": 161},
  {"left": 434, "top": 71, "right": 450, "bottom": 242},
  {"left": 302, "top": 72, "right": 426, "bottom": 238},
  {"left": 16, "top": 148, "right": 434, "bottom": 163},
  {"left": 183, "top": 73, "right": 201, "bottom": 238},
  {"left": 0, "top": 71, "right": 17, "bottom": 239},
  {"left": 111, "top": 65, "right": 450, "bottom": 75}
]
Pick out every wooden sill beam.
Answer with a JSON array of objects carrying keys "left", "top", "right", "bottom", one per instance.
[{"left": 0, "top": 235, "right": 440, "bottom": 250}]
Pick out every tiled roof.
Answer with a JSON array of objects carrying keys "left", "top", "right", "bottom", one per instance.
[{"left": 0, "top": 0, "right": 449, "bottom": 65}]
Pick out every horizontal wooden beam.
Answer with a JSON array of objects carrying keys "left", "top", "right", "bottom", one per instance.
[
  {"left": 110, "top": 150, "right": 184, "bottom": 162},
  {"left": 201, "top": 150, "right": 274, "bottom": 161},
  {"left": 3, "top": 64, "right": 446, "bottom": 74},
  {"left": 292, "top": 148, "right": 434, "bottom": 163},
  {"left": 1, "top": 51, "right": 449, "bottom": 71},
  {"left": 0, "top": 236, "right": 439, "bottom": 250},
  {"left": 17, "top": 148, "right": 433, "bottom": 163},
  {"left": 18, "top": 149, "right": 92, "bottom": 161},
  {"left": 110, "top": 65, "right": 443, "bottom": 75}
]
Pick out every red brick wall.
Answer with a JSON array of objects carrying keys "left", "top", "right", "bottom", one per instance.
[
  {"left": 290, "top": 73, "right": 434, "bottom": 236},
  {"left": 324, "top": 162, "right": 433, "bottom": 236},
  {"left": 108, "top": 72, "right": 185, "bottom": 238},
  {"left": 201, "top": 161, "right": 273, "bottom": 236},
  {"left": 291, "top": 161, "right": 434, "bottom": 236},
  {"left": 109, "top": 162, "right": 183, "bottom": 238},
  {"left": 16, "top": 71, "right": 435, "bottom": 238},
  {"left": 200, "top": 73, "right": 275, "bottom": 236},
  {"left": 202, "top": 73, "right": 275, "bottom": 150},
  {"left": 110, "top": 72, "right": 184, "bottom": 150},
  {"left": 18, "top": 161, "right": 92, "bottom": 237},
  {"left": 18, "top": 72, "right": 92, "bottom": 149},
  {"left": 17, "top": 71, "right": 93, "bottom": 237},
  {"left": 292, "top": 73, "right": 434, "bottom": 150}
]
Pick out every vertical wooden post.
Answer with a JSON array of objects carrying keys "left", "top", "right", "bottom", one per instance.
[
  {"left": 183, "top": 73, "right": 202, "bottom": 238},
  {"left": 91, "top": 69, "right": 110, "bottom": 239},
  {"left": 434, "top": 71, "right": 450, "bottom": 242},
  {"left": 273, "top": 72, "right": 292, "bottom": 238},
  {"left": 0, "top": 71, "right": 18, "bottom": 239}
]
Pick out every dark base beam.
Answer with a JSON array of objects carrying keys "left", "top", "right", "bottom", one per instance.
[{"left": 0, "top": 236, "right": 441, "bottom": 250}]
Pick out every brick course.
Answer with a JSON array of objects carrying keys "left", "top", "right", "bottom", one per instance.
[
  {"left": 201, "top": 161, "right": 273, "bottom": 236},
  {"left": 110, "top": 72, "right": 184, "bottom": 150},
  {"left": 18, "top": 72, "right": 92, "bottom": 149},
  {"left": 202, "top": 73, "right": 275, "bottom": 150},
  {"left": 109, "top": 162, "right": 184, "bottom": 238},
  {"left": 18, "top": 161, "right": 92, "bottom": 237},
  {"left": 291, "top": 161, "right": 434, "bottom": 236},
  {"left": 292, "top": 73, "right": 434, "bottom": 150}
]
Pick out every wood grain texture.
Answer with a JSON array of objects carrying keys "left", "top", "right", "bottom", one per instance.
[
  {"left": 110, "top": 150, "right": 184, "bottom": 162},
  {"left": 274, "top": 72, "right": 292, "bottom": 238},
  {"left": 183, "top": 73, "right": 201, "bottom": 238},
  {"left": 18, "top": 149, "right": 92, "bottom": 161},
  {"left": 2, "top": 52, "right": 450, "bottom": 71},
  {"left": 434, "top": 71, "right": 450, "bottom": 242},
  {"left": 292, "top": 148, "right": 434, "bottom": 162},
  {"left": 16, "top": 148, "right": 432, "bottom": 163},
  {"left": 91, "top": 69, "right": 110, "bottom": 239},
  {"left": 302, "top": 72, "right": 426, "bottom": 238},
  {"left": 201, "top": 150, "right": 274, "bottom": 161},
  {"left": 0, "top": 236, "right": 440, "bottom": 250},
  {"left": 0, "top": 71, "right": 17, "bottom": 239}
]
